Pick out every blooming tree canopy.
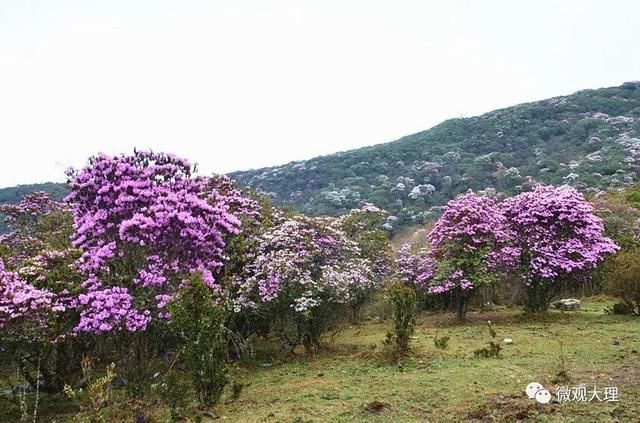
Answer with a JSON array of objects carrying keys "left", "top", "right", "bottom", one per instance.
[
  {"left": 423, "top": 192, "right": 516, "bottom": 318},
  {"left": 233, "top": 215, "right": 373, "bottom": 311},
  {"left": 232, "top": 214, "right": 375, "bottom": 344},
  {"left": 501, "top": 185, "right": 618, "bottom": 311},
  {"left": 0, "top": 258, "right": 60, "bottom": 335},
  {"left": 65, "top": 151, "right": 242, "bottom": 334},
  {"left": 394, "top": 243, "right": 435, "bottom": 288},
  {"left": 337, "top": 204, "right": 393, "bottom": 282},
  {"left": 0, "top": 192, "right": 79, "bottom": 340}
]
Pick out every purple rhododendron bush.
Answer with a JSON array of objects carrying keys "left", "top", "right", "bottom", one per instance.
[
  {"left": 399, "top": 186, "right": 618, "bottom": 318},
  {"left": 502, "top": 185, "right": 619, "bottom": 312},
  {"left": 0, "top": 151, "right": 632, "bottom": 420}
]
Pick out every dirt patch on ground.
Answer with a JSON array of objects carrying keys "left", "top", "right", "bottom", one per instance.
[{"left": 464, "top": 394, "right": 555, "bottom": 422}]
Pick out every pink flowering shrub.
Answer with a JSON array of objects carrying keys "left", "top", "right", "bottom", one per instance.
[
  {"left": 0, "top": 192, "right": 84, "bottom": 392},
  {"left": 233, "top": 215, "right": 375, "bottom": 345},
  {"left": 337, "top": 204, "right": 394, "bottom": 321},
  {"left": 65, "top": 151, "right": 242, "bottom": 334},
  {"left": 422, "top": 192, "right": 516, "bottom": 319},
  {"left": 394, "top": 243, "right": 435, "bottom": 287},
  {"left": 0, "top": 193, "right": 80, "bottom": 333},
  {"left": 0, "top": 259, "right": 58, "bottom": 332},
  {"left": 502, "top": 185, "right": 618, "bottom": 312}
]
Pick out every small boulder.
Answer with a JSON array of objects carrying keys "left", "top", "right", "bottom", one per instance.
[{"left": 553, "top": 298, "right": 581, "bottom": 311}]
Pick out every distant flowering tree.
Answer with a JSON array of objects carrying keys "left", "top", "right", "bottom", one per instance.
[
  {"left": 423, "top": 192, "right": 516, "bottom": 319},
  {"left": 0, "top": 259, "right": 60, "bottom": 336},
  {"left": 337, "top": 204, "right": 393, "bottom": 321},
  {"left": 233, "top": 215, "right": 375, "bottom": 346},
  {"left": 0, "top": 192, "right": 84, "bottom": 392},
  {"left": 393, "top": 243, "right": 439, "bottom": 310},
  {"left": 65, "top": 151, "right": 242, "bottom": 335},
  {"left": 210, "top": 177, "right": 276, "bottom": 340},
  {"left": 502, "top": 185, "right": 619, "bottom": 312},
  {"left": 394, "top": 243, "right": 435, "bottom": 288}
]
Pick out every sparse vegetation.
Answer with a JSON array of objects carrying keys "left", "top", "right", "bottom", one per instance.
[{"left": 1, "top": 298, "right": 637, "bottom": 422}]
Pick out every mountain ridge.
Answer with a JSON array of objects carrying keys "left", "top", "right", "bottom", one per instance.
[
  {"left": 229, "top": 81, "right": 640, "bottom": 227},
  {"left": 3, "top": 81, "right": 640, "bottom": 230}
]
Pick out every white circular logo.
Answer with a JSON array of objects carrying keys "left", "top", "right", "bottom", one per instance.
[
  {"left": 535, "top": 389, "right": 552, "bottom": 404},
  {"left": 526, "top": 382, "right": 544, "bottom": 399}
]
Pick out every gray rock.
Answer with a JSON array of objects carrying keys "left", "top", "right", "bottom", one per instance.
[{"left": 553, "top": 298, "right": 581, "bottom": 311}]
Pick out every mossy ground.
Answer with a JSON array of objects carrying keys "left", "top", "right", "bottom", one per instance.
[{"left": 3, "top": 297, "right": 639, "bottom": 422}]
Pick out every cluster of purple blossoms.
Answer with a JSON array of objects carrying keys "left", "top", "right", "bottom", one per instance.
[
  {"left": 0, "top": 259, "right": 63, "bottom": 332},
  {"left": 0, "top": 193, "right": 79, "bottom": 338},
  {"left": 421, "top": 192, "right": 514, "bottom": 294},
  {"left": 406, "top": 186, "right": 618, "bottom": 301},
  {"left": 427, "top": 270, "right": 473, "bottom": 294},
  {"left": 501, "top": 185, "right": 619, "bottom": 283},
  {"left": 394, "top": 243, "right": 435, "bottom": 287},
  {"left": 65, "top": 151, "right": 243, "bottom": 334}
]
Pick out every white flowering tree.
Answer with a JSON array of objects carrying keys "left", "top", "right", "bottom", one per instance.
[{"left": 232, "top": 215, "right": 376, "bottom": 346}]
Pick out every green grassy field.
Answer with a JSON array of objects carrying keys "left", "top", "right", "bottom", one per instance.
[{"left": 3, "top": 297, "right": 639, "bottom": 422}]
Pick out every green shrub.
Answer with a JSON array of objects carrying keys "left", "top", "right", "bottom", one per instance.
[
  {"left": 270, "top": 300, "right": 343, "bottom": 349},
  {"left": 158, "top": 372, "right": 191, "bottom": 420},
  {"left": 385, "top": 283, "right": 417, "bottom": 358},
  {"left": 604, "top": 249, "right": 640, "bottom": 315},
  {"left": 433, "top": 333, "right": 450, "bottom": 350},
  {"left": 169, "top": 274, "right": 228, "bottom": 407},
  {"left": 605, "top": 302, "right": 634, "bottom": 315},
  {"left": 63, "top": 356, "right": 116, "bottom": 423}
]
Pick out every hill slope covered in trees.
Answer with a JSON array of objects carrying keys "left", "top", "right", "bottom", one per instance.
[
  {"left": 230, "top": 81, "right": 640, "bottom": 226},
  {"left": 2, "top": 82, "right": 640, "bottom": 230},
  {"left": 0, "top": 182, "right": 68, "bottom": 233}
]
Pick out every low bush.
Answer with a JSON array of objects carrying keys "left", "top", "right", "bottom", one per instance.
[
  {"left": 385, "top": 283, "right": 417, "bottom": 359},
  {"left": 433, "top": 332, "right": 450, "bottom": 350},
  {"left": 169, "top": 274, "right": 228, "bottom": 408},
  {"left": 474, "top": 321, "right": 502, "bottom": 359}
]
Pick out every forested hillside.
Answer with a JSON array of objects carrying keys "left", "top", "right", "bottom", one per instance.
[
  {"left": 3, "top": 82, "right": 640, "bottom": 230},
  {"left": 0, "top": 182, "right": 68, "bottom": 232},
  {"left": 230, "top": 82, "right": 640, "bottom": 227}
]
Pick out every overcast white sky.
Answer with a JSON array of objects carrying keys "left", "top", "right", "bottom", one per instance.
[{"left": 1, "top": 0, "right": 639, "bottom": 187}]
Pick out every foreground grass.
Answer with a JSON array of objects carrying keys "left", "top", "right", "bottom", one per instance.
[{"left": 3, "top": 297, "right": 639, "bottom": 422}]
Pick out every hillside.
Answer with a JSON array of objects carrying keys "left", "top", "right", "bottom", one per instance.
[
  {"left": 2, "top": 82, "right": 640, "bottom": 231},
  {"left": 230, "top": 81, "right": 640, "bottom": 227},
  {"left": 0, "top": 182, "right": 68, "bottom": 232}
]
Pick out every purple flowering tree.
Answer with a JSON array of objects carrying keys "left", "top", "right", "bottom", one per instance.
[
  {"left": 65, "top": 151, "right": 242, "bottom": 335},
  {"left": 394, "top": 243, "right": 435, "bottom": 288},
  {"left": 502, "top": 185, "right": 619, "bottom": 312},
  {"left": 0, "top": 259, "right": 59, "bottom": 338},
  {"left": 65, "top": 151, "right": 251, "bottom": 397},
  {"left": 423, "top": 192, "right": 516, "bottom": 319},
  {"left": 0, "top": 192, "right": 83, "bottom": 392}
]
